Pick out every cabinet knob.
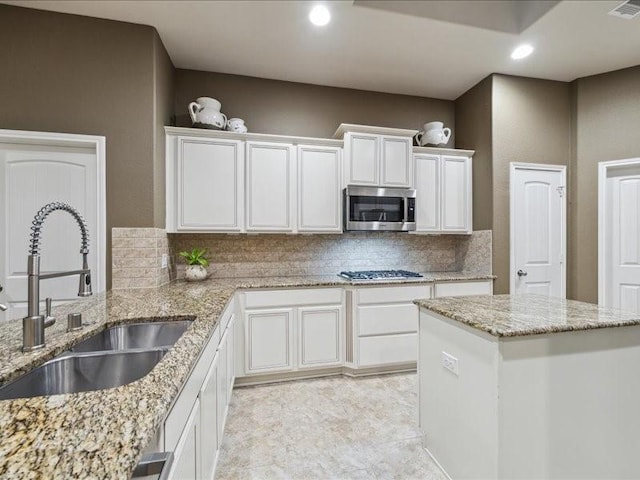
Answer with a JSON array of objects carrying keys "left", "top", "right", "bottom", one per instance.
[{"left": 517, "top": 270, "right": 528, "bottom": 277}]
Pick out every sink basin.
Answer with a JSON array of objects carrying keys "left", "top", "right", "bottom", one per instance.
[
  {"left": 0, "top": 350, "right": 167, "bottom": 400},
  {"left": 71, "top": 320, "right": 193, "bottom": 353}
]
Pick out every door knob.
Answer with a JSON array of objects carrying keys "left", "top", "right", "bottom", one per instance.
[{"left": 517, "top": 270, "right": 528, "bottom": 277}]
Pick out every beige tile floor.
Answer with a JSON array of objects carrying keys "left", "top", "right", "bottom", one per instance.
[{"left": 215, "top": 373, "right": 446, "bottom": 480}]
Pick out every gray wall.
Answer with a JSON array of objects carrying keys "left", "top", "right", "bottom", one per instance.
[
  {"left": 0, "top": 4, "right": 175, "bottom": 287},
  {"left": 491, "top": 75, "right": 572, "bottom": 294},
  {"left": 153, "top": 32, "right": 176, "bottom": 229},
  {"left": 175, "top": 70, "right": 456, "bottom": 143},
  {"left": 455, "top": 74, "right": 572, "bottom": 295},
  {"left": 455, "top": 76, "right": 493, "bottom": 231},
  {"left": 571, "top": 65, "right": 640, "bottom": 303}
]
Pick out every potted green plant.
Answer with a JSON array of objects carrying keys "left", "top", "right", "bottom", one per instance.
[{"left": 179, "top": 248, "right": 209, "bottom": 282}]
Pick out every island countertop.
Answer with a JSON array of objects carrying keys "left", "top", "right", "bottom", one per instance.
[
  {"left": 415, "top": 294, "right": 640, "bottom": 337},
  {"left": 0, "top": 272, "right": 493, "bottom": 479}
]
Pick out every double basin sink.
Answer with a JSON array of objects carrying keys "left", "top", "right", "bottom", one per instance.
[{"left": 0, "top": 320, "right": 193, "bottom": 401}]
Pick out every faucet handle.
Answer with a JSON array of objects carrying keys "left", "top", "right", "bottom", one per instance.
[
  {"left": 44, "top": 297, "right": 55, "bottom": 327},
  {"left": 67, "top": 313, "right": 82, "bottom": 332}
]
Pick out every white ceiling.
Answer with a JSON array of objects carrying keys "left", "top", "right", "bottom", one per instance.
[{"left": 4, "top": 0, "right": 640, "bottom": 99}]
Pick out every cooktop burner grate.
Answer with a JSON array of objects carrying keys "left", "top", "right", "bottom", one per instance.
[{"left": 338, "top": 270, "right": 423, "bottom": 281}]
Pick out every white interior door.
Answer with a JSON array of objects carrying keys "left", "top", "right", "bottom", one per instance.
[
  {"left": 511, "top": 164, "right": 566, "bottom": 297},
  {"left": 603, "top": 162, "right": 640, "bottom": 314},
  {"left": 0, "top": 132, "right": 105, "bottom": 322}
]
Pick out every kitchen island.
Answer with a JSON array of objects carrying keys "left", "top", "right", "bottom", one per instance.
[{"left": 415, "top": 294, "right": 640, "bottom": 479}]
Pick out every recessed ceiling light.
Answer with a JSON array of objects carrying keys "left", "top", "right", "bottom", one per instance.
[
  {"left": 309, "top": 5, "right": 331, "bottom": 26},
  {"left": 511, "top": 44, "right": 534, "bottom": 60}
]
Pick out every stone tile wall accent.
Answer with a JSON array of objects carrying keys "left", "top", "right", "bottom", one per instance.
[
  {"left": 456, "top": 230, "right": 492, "bottom": 274},
  {"left": 168, "top": 230, "right": 492, "bottom": 279},
  {"left": 112, "top": 228, "right": 174, "bottom": 289}
]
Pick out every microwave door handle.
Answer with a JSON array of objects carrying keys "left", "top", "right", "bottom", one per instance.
[{"left": 403, "top": 198, "right": 408, "bottom": 223}]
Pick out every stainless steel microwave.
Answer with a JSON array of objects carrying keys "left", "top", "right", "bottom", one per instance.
[{"left": 344, "top": 186, "right": 416, "bottom": 232}]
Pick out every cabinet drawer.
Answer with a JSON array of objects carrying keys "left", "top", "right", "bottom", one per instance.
[
  {"left": 244, "top": 288, "right": 342, "bottom": 308},
  {"left": 356, "top": 285, "right": 430, "bottom": 305},
  {"left": 434, "top": 280, "right": 492, "bottom": 298},
  {"left": 357, "top": 304, "right": 418, "bottom": 336},
  {"left": 358, "top": 333, "right": 417, "bottom": 366},
  {"left": 165, "top": 324, "right": 220, "bottom": 452}
]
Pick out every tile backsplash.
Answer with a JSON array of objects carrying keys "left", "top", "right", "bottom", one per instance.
[
  {"left": 112, "top": 228, "right": 173, "bottom": 289},
  {"left": 168, "top": 230, "right": 492, "bottom": 280}
]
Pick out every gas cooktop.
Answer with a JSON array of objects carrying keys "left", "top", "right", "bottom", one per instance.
[{"left": 338, "top": 270, "right": 424, "bottom": 281}]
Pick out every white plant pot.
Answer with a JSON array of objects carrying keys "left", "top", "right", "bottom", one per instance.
[{"left": 185, "top": 265, "right": 208, "bottom": 282}]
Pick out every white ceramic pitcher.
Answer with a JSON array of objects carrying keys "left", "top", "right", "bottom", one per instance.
[
  {"left": 415, "top": 121, "right": 452, "bottom": 146},
  {"left": 188, "top": 97, "right": 227, "bottom": 129}
]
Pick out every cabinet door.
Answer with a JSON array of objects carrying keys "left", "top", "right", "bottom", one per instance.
[
  {"left": 344, "top": 132, "right": 379, "bottom": 186},
  {"left": 245, "top": 308, "right": 294, "bottom": 374},
  {"left": 380, "top": 135, "right": 412, "bottom": 187},
  {"left": 298, "top": 305, "right": 343, "bottom": 369},
  {"left": 177, "top": 137, "right": 244, "bottom": 231},
  {"left": 168, "top": 400, "right": 199, "bottom": 480},
  {"left": 298, "top": 145, "right": 342, "bottom": 232},
  {"left": 226, "top": 315, "right": 235, "bottom": 403},
  {"left": 199, "top": 354, "right": 218, "bottom": 480},
  {"left": 246, "top": 142, "right": 296, "bottom": 232},
  {"left": 216, "top": 329, "right": 229, "bottom": 440},
  {"left": 441, "top": 155, "right": 472, "bottom": 233},
  {"left": 414, "top": 154, "right": 441, "bottom": 232}
]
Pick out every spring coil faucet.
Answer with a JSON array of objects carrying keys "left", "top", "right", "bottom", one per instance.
[{"left": 23, "top": 202, "right": 92, "bottom": 352}]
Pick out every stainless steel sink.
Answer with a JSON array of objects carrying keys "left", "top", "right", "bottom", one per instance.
[
  {"left": 0, "top": 350, "right": 167, "bottom": 400},
  {"left": 71, "top": 321, "right": 193, "bottom": 353}
]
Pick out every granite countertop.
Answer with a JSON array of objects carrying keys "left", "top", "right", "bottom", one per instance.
[
  {"left": 415, "top": 294, "right": 640, "bottom": 337},
  {"left": 0, "top": 272, "right": 494, "bottom": 478}
]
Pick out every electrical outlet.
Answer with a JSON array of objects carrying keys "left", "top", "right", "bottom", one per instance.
[
  {"left": 161, "top": 253, "right": 169, "bottom": 269},
  {"left": 441, "top": 351, "right": 459, "bottom": 376}
]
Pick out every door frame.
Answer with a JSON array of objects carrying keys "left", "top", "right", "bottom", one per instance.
[
  {"left": 0, "top": 128, "right": 107, "bottom": 294},
  {"left": 509, "top": 162, "right": 567, "bottom": 296},
  {"left": 598, "top": 157, "right": 640, "bottom": 306}
]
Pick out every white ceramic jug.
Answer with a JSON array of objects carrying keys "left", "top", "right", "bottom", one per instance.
[
  {"left": 188, "top": 97, "right": 227, "bottom": 129},
  {"left": 415, "top": 121, "right": 452, "bottom": 146},
  {"left": 226, "top": 118, "right": 248, "bottom": 133}
]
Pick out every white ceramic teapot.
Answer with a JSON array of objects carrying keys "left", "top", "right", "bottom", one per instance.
[
  {"left": 415, "top": 121, "right": 452, "bottom": 146},
  {"left": 188, "top": 97, "right": 227, "bottom": 129}
]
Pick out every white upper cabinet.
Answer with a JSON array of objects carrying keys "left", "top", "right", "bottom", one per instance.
[
  {"left": 441, "top": 155, "right": 471, "bottom": 232},
  {"left": 298, "top": 145, "right": 342, "bottom": 233},
  {"left": 414, "top": 150, "right": 473, "bottom": 234},
  {"left": 344, "top": 132, "right": 413, "bottom": 188},
  {"left": 172, "top": 136, "right": 245, "bottom": 232},
  {"left": 415, "top": 154, "right": 441, "bottom": 232},
  {"left": 246, "top": 141, "right": 296, "bottom": 232},
  {"left": 345, "top": 132, "right": 379, "bottom": 186},
  {"left": 380, "top": 135, "right": 412, "bottom": 187}
]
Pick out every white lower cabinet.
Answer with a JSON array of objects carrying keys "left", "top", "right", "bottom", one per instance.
[
  {"left": 226, "top": 315, "right": 236, "bottom": 403},
  {"left": 168, "top": 400, "right": 200, "bottom": 480},
  {"left": 199, "top": 353, "right": 218, "bottom": 480},
  {"left": 298, "top": 306, "right": 343, "bottom": 368},
  {"left": 434, "top": 280, "right": 493, "bottom": 297},
  {"left": 241, "top": 288, "right": 344, "bottom": 376},
  {"left": 352, "top": 285, "right": 430, "bottom": 368},
  {"left": 245, "top": 308, "right": 294, "bottom": 374},
  {"left": 164, "top": 302, "right": 236, "bottom": 480}
]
